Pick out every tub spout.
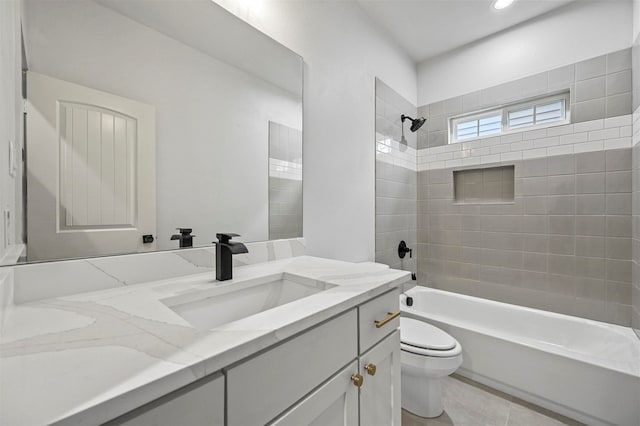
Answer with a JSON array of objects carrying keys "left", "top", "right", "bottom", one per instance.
[{"left": 400, "top": 293, "right": 414, "bottom": 307}]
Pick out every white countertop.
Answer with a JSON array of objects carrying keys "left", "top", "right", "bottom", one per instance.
[{"left": 0, "top": 256, "right": 410, "bottom": 426}]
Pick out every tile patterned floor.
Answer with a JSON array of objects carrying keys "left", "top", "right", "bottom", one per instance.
[{"left": 401, "top": 374, "right": 584, "bottom": 426}]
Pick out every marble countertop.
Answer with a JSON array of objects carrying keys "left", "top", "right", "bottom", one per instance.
[{"left": 0, "top": 256, "right": 410, "bottom": 426}]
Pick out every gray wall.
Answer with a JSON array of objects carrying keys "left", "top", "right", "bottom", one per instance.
[{"left": 375, "top": 79, "right": 419, "bottom": 272}]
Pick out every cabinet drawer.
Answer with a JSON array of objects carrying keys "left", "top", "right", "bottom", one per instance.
[
  {"left": 105, "top": 373, "right": 224, "bottom": 426},
  {"left": 359, "top": 288, "right": 400, "bottom": 353},
  {"left": 227, "top": 309, "right": 358, "bottom": 426}
]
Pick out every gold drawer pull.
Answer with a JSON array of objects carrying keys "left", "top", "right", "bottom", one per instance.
[
  {"left": 351, "top": 373, "right": 364, "bottom": 388},
  {"left": 365, "top": 363, "right": 377, "bottom": 376},
  {"left": 374, "top": 311, "right": 400, "bottom": 328}
]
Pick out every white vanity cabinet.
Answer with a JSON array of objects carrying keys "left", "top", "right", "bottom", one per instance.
[
  {"left": 235, "top": 288, "right": 402, "bottom": 426},
  {"left": 269, "top": 331, "right": 401, "bottom": 426},
  {"left": 108, "top": 288, "right": 401, "bottom": 426},
  {"left": 226, "top": 309, "right": 359, "bottom": 426}
]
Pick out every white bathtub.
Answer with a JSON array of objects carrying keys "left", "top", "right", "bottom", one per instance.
[{"left": 401, "top": 287, "right": 640, "bottom": 426}]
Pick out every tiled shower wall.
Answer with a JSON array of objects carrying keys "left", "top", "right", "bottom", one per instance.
[
  {"left": 417, "top": 49, "right": 632, "bottom": 150},
  {"left": 268, "top": 122, "right": 303, "bottom": 240},
  {"left": 375, "top": 50, "right": 635, "bottom": 325},
  {"left": 418, "top": 147, "right": 632, "bottom": 325},
  {"left": 375, "top": 79, "right": 418, "bottom": 272},
  {"left": 416, "top": 48, "right": 633, "bottom": 326},
  {"left": 632, "top": 40, "right": 640, "bottom": 338}
]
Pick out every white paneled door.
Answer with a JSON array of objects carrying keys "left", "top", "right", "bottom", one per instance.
[{"left": 26, "top": 71, "right": 156, "bottom": 261}]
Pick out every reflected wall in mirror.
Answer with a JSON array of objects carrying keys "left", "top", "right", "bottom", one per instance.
[
  {"left": 2, "top": 0, "right": 303, "bottom": 264},
  {"left": 268, "top": 121, "right": 302, "bottom": 240}
]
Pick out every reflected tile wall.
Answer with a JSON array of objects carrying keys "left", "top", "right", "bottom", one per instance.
[
  {"left": 269, "top": 122, "right": 303, "bottom": 240},
  {"left": 375, "top": 78, "right": 419, "bottom": 273},
  {"left": 632, "top": 37, "right": 640, "bottom": 339}
]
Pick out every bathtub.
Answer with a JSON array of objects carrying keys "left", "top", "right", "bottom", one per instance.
[{"left": 400, "top": 287, "right": 640, "bottom": 426}]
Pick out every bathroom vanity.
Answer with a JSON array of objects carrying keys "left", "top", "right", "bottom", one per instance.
[{"left": 0, "top": 253, "right": 409, "bottom": 425}]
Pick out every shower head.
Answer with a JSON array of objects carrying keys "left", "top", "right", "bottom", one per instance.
[{"left": 401, "top": 114, "right": 426, "bottom": 132}]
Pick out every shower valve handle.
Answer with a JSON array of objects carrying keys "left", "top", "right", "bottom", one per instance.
[{"left": 398, "top": 241, "right": 412, "bottom": 259}]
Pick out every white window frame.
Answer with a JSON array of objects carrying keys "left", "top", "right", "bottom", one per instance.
[
  {"left": 450, "top": 110, "right": 504, "bottom": 143},
  {"left": 449, "top": 91, "right": 571, "bottom": 144}
]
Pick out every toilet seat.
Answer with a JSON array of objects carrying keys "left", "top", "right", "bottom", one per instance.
[{"left": 400, "top": 317, "right": 462, "bottom": 358}]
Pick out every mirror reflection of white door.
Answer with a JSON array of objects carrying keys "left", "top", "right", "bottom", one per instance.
[{"left": 26, "top": 71, "right": 156, "bottom": 261}]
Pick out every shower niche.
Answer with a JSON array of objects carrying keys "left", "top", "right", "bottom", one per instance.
[{"left": 453, "top": 165, "right": 515, "bottom": 204}]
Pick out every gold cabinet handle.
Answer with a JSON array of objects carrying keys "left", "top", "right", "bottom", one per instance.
[
  {"left": 364, "top": 363, "right": 377, "bottom": 376},
  {"left": 351, "top": 373, "right": 364, "bottom": 388},
  {"left": 374, "top": 311, "right": 400, "bottom": 329}
]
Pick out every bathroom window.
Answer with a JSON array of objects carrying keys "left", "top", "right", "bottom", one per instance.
[
  {"left": 454, "top": 112, "right": 502, "bottom": 141},
  {"left": 449, "top": 92, "right": 570, "bottom": 143}
]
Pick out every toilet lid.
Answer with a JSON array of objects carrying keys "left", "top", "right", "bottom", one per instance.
[{"left": 400, "top": 317, "right": 456, "bottom": 351}]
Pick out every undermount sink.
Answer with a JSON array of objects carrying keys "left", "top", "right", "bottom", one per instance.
[{"left": 163, "top": 273, "right": 335, "bottom": 330}]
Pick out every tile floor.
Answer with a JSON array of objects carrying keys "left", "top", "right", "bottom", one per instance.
[{"left": 401, "top": 374, "right": 584, "bottom": 426}]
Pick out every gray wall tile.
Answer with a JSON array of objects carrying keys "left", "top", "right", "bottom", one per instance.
[
  {"left": 576, "top": 173, "right": 605, "bottom": 194},
  {"left": 575, "top": 77, "right": 605, "bottom": 102},
  {"left": 607, "top": 215, "right": 632, "bottom": 237},
  {"left": 576, "top": 55, "right": 606, "bottom": 81},
  {"left": 462, "top": 91, "right": 482, "bottom": 113},
  {"left": 548, "top": 64, "right": 575, "bottom": 88},
  {"left": 548, "top": 155, "right": 575, "bottom": 175},
  {"left": 573, "top": 98, "right": 606, "bottom": 122},
  {"left": 606, "top": 149, "right": 632, "bottom": 171},
  {"left": 606, "top": 237, "right": 632, "bottom": 260},
  {"left": 606, "top": 70, "right": 632, "bottom": 96},
  {"left": 576, "top": 194, "right": 606, "bottom": 215},
  {"left": 443, "top": 96, "right": 463, "bottom": 115},
  {"left": 576, "top": 151, "right": 606, "bottom": 173},
  {"left": 607, "top": 49, "right": 632, "bottom": 74},
  {"left": 606, "top": 171, "right": 632, "bottom": 193},
  {"left": 605, "top": 92, "right": 632, "bottom": 118},
  {"left": 576, "top": 216, "right": 606, "bottom": 236},
  {"left": 606, "top": 193, "right": 632, "bottom": 215},
  {"left": 576, "top": 236, "right": 605, "bottom": 257}
]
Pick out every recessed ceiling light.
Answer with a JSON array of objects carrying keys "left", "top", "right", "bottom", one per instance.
[{"left": 493, "top": 0, "right": 515, "bottom": 10}]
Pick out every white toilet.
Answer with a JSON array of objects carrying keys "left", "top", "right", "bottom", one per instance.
[{"left": 400, "top": 317, "right": 463, "bottom": 418}]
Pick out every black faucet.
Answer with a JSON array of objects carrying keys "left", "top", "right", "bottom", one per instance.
[
  {"left": 214, "top": 233, "right": 249, "bottom": 281},
  {"left": 171, "top": 228, "right": 195, "bottom": 248}
]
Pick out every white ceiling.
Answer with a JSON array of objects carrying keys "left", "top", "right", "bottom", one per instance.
[{"left": 357, "top": 0, "right": 576, "bottom": 63}]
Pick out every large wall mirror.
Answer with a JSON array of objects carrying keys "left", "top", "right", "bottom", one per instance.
[{"left": 4, "top": 0, "right": 303, "bottom": 264}]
